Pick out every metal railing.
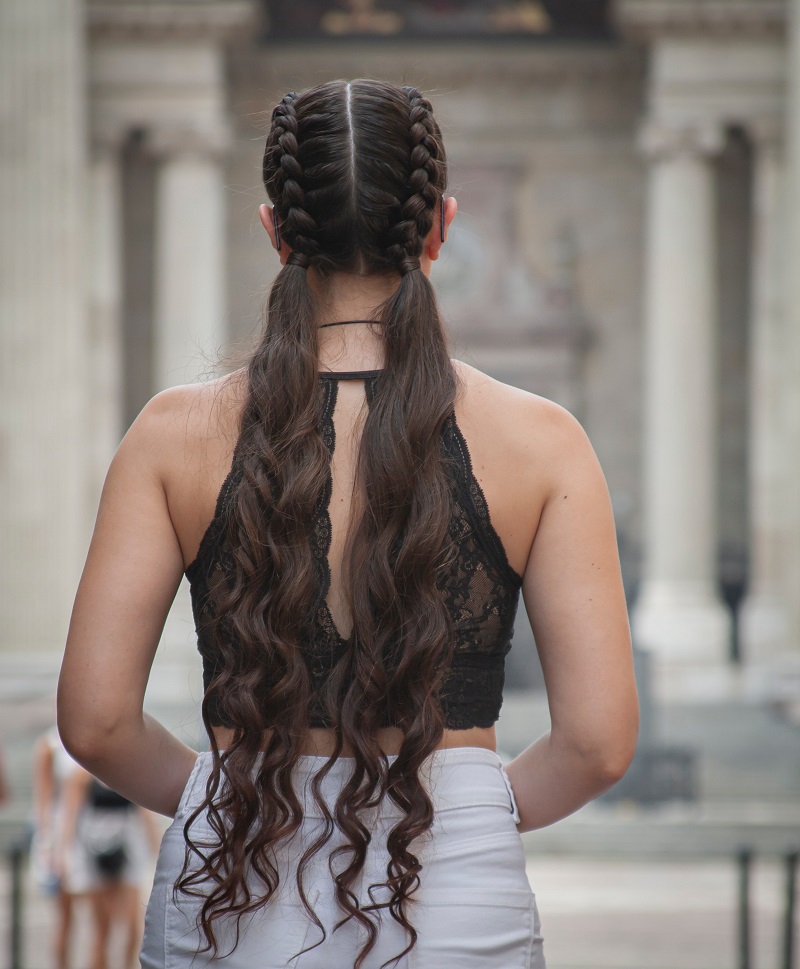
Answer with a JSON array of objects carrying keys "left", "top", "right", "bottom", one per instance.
[
  {"left": 6, "top": 831, "right": 27, "bottom": 969},
  {"left": 737, "top": 845, "right": 799, "bottom": 969}
]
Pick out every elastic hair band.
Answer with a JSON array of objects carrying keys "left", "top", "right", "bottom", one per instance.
[
  {"left": 400, "top": 259, "right": 421, "bottom": 276},
  {"left": 273, "top": 209, "right": 282, "bottom": 251}
]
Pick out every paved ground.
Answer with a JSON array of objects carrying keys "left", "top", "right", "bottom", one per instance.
[
  {"left": 530, "top": 855, "right": 797, "bottom": 969},
  {"left": 1, "top": 852, "right": 797, "bottom": 969}
]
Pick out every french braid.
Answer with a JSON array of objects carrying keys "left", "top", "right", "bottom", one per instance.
[
  {"left": 264, "top": 92, "right": 321, "bottom": 270},
  {"left": 382, "top": 87, "right": 444, "bottom": 275}
]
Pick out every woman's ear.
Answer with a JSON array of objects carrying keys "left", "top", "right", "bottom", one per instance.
[
  {"left": 258, "top": 204, "right": 278, "bottom": 250},
  {"left": 259, "top": 204, "right": 278, "bottom": 249},
  {"left": 425, "top": 196, "right": 458, "bottom": 262}
]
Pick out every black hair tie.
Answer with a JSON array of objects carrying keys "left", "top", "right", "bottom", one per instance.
[
  {"left": 287, "top": 251, "right": 310, "bottom": 269},
  {"left": 399, "top": 257, "right": 420, "bottom": 276}
]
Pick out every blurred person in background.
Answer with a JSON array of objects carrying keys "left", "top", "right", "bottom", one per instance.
[
  {"left": 58, "top": 79, "right": 638, "bottom": 967},
  {"left": 32, "top": 727, "right": 83, "bottom": 969},
  {"left": 60, "top": 769, "right": 160, "bottom": 969}
]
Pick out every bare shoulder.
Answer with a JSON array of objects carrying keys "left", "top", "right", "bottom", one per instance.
[
  {"left": 112, "top": 369, "right": 249, "bottom": 565},
  {"left": 122, "top": 369, "right": 247, "bottom": 481},
  {"left": 451, "top": 359, "right": 592, "bottom": 491}
]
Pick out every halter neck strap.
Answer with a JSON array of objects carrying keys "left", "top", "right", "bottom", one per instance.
[
  {"left": 318, "top": 319, "right": 381, "bottom": 329},
  {"left": 317, "top": 321, "right": 383, "bottom": 378},
  {"left": 318, "top": 369, "right": 384, "bottom": 380}
]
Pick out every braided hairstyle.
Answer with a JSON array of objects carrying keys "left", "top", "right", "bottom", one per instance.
[{"left": 177, "top": 80, "right": 456, "bottom": 968}]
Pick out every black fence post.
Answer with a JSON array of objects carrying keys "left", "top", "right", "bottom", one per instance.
[
  {"left": 783, "top": 846, "right": 799, "bottom": 969},
  {"left": 9, "top": 837, "right": 25, "bottom": 969},
  {"left": 737, "top": 846, "right": 753, "bottom": 969}
]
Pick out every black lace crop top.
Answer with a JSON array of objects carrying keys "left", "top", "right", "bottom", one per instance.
[{"left": 185, "top": 372, "right": 523, "bottom": 731}]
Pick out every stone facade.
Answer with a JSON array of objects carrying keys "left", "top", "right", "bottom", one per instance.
[
  {"left": 1, "top": 0, "right": 798, "bottom": 710},
  {"left": 0, "top": 0, "right": 91, "bottom": 658},
  {"left": 617, "top": 0, "right": 795, "bottom": 699}
]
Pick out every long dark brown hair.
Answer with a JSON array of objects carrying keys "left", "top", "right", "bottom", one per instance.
[{"left": 176, "top": 79, "right": 457, "bottom": 968}]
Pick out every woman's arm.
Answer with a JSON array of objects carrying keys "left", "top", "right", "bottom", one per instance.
[
  {"left": 504, "top": 403, "right": 639, "bottom": 833},
  {"left": 57, "top": 389, "right": 199, "bottom": 817},
  {"left": 56, "top": 767, "right": 91, "bottom": 878},
  {"left": 32, "top": 737, "right": 55, "bottom": 833}
]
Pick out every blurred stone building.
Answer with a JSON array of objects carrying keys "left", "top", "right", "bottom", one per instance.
[{"left": 2, "top": 0, "right": 799, "bottom": 716}]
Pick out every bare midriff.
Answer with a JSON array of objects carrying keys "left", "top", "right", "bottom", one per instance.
[{"left": 210, "top": 724, "right": 497, "bottom": 757}]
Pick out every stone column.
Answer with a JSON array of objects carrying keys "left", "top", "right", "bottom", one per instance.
[
  {"left": 632, "top": 121, "right": 732, "bottom": 694},
  {"left": 0, "top": 0, "right": 89, "bottom": 657},
  {"left": 149, "top": 132, "right": 228, "bottom": 715},
  {"left": 86, "top": 134, "right": 125, "bottom": 518},
  {"left": 739, "top": 121, "right": 790, "bottom": 665},
  {"left": 152, "top": 135, "right": 227, "bottom": 390},
  {"left": 782, "top": 0, "right": 800, "bottom": 656}
]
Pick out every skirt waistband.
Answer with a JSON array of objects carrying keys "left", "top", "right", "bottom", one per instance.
[
  {"left": 288, "top": 745, "right": 504, "bottom": 773},
  {"left": 177, "top": 746, "right": 519, "bottom": 823}
]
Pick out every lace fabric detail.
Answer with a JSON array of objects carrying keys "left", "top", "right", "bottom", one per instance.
[
  {"left": 307, "top": 377, "right": 350, "bottom": 718},
  {"left": 435, "top": 415, "right": 522, "bottom": 728},
  {"left": 187, "top": 376, "right": 522, "bottom": 731}
]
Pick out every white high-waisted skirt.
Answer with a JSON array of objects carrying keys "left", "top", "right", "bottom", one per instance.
[{"left": 140, "top": 747, "right": 546, "bottom": 968}]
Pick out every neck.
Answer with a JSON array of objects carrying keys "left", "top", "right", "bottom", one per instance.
[
  {"left": 309, "top": 269, "right": 399, "bottom": 325},
  {"left": 310, "top": 270, "right": 399, "bottom": 372}
]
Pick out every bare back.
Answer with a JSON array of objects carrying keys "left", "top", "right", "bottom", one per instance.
[{"left": 162, "top": 361, "right": 553, "bottom": 756}]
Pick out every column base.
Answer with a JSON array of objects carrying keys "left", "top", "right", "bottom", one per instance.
[
  {"left": 649, "top": 661, "right": 744, "bottom": 704},
  {"left": 631, "top": 581, "right": 734, "bottom": 702},
  {"left": 632, "top": 581, "right": 732, "bottom": 663},
  {"left": 739, "top": 591, "right": 791, "bottom": 663}
]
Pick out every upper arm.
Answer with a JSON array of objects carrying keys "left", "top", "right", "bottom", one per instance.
[
  {"left": 57, "top": 390, "right": 189, "bottom": 754},
  {"left": 522, "top": 404, "right": 638, "bottom": 767}
]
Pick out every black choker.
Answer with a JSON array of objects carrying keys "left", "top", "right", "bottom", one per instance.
[{"left": 318, "top": 319, "right": 381, "bottom": 329}]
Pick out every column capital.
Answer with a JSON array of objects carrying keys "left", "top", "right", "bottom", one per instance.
[
  {"left": 637, "top": 119, "right": 726, "bottom": 162},
  {"left": 617, "top": 0, "right": 786, "bottom": 42},
  {"left": 87, "top": 1, "right": 258, "bottom": 45},
  {"left": 148, "top": 123, "right": 232, "bottom": 163}
]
